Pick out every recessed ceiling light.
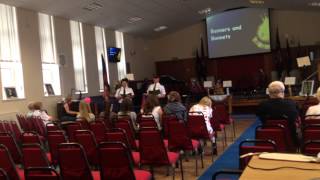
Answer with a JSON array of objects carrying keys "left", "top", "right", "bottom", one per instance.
[
  {"left": 309, "top": 2, "right": 320, "bottom": 7},
  {"left": 154, "top": 26, "right": 168, "bottom": 32},
  {"left": 198, "top": 7, "right": 212, "bottom": 16},
  {"left": 249, "top": 0, "right": 265, "bottom": 4},
  {"left": 128, "top": 17, "right": 143, "bottom": 23},
  {"left": 83, "top": 2, "right": 103, "bottom": 11}
]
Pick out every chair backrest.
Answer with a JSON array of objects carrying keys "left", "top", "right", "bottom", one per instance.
[
  {"left": 74, "top": 130, "right": 98, "bottom": 166},
  {"left": 22, "top": 132, "right": 42, "bottom": 146},
  {"left": 89, "top": 120, "right": 107, "bottom": 144},
  {"left": 139, "top": 127, "right": 169, "bottom": 165},
  {"left": 98, "top": 142, "right": 135, "bottom": 180},
  {"left": 167, "top": 120, "right": 193, "bottom": 151},
  {"left": 187, "top": 112, "right": 209, "bottom": 139},
  {"left": 16, "top": 114, "right": 26, "bottom": 131},
  {"left": 47, "top": 131, "right": 67, "bottom": 165},
  {"left": 57, "top": 143, "right": 93, "bottom": 180},
  {"left": 3, "top": 121, "right": 13, "bottom": 134},
  {"left": 213, "top": 103, "right": 230, "bottom": 124},
  {"left": 162, "top": 114, "right": 178, "bottom": 138},
  {"left": 0, "top": 121, "right": 5, "bottom": 133},
  {"left": 115, "top": 120, "right": 137, "bottom": 150},
  {"left": 0, "top": 145, "right": 20, "bottom": 180},
  {"left": 255, "top": 125, "right": 287, "bottom": 152},
  {"left": 303, "top": 125, "right": 320, "bottom": 143},
  {"left": 32, "top": 117, "right": 47, "bottom": 137},
  {"left": 265, "top": 119, "right": 295, "bottom": 151},
  {"left": 0, "top": 132, "right": 22, "bottom": 164},
  {"left": 22, "top": 143, "right": 50, "bottom": 169},
  {"left": 77, "top": 120, "right": 90, "bottom": 130},
  {"left": 66, "top": 122, "right": 82, "bottom": 142},
  {"left": 46, "top": 122, "right": 60, "bottom": 132},
  {"left": 10, "top": 121, "right": 21, "bottom": 143},
  {"left": 302, "top": 140, "right": 320, "bottom": 156},
  {"left": 303, "top": 115, "right": 320, "bottom": 126},
  {"left": 0, "top": 168, "right": 9, "bottom": 180},
  {"left": 239, "top": 139, "right": 277, "bottom": 169},
  {"left": 104, "top": 128, "right": 132, "bottom": 150},
  {"left": 25, "top": 167, "right": 60, "bottom": 180}
]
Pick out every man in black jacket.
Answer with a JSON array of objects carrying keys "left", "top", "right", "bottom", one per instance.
[{"left": 256, "top": 81, "right": 299, "bottom": 147}]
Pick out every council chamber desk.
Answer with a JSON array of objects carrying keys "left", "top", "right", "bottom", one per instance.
[{"left": 240, "top": 155, "right": 320, "bottom": 180}]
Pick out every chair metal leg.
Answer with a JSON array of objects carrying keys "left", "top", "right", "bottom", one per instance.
[
  {"left": 180, "top": 158, "right": 184, "bottom": 180},
  {"left": 223, "top": 128, "right": 227, "bottom": 149},
  {"left": 195, "top": 150, "right": 198, "bottom": 176},
  {"left": 172, "top": 165, "right": 175, "bottom": 180},
  {"left": 150, "top": 165, "right": 154, "bottom": 180}
]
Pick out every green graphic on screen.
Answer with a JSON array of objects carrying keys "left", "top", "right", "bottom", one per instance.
[{"left": 252, "top": 15, "right": 270, "bottom": 50}]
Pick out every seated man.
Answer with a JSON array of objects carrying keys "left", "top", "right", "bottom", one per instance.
[{"left": 256, "top": 81, "right": 299, "bottom": 147}]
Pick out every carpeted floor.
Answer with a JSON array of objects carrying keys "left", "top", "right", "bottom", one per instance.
[{"left": 198, "top": 116, "right": 260, "bottom": 180}]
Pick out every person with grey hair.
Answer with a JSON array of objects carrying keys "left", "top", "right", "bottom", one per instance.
[
  {"left": 256, "top": 81, "right": 299, "bottom": 147},
  {"left": 305, "top": 87, "right": 320, "bottom": 118}
]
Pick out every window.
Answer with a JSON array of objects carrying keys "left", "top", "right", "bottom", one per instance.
[
  {"left": 94, "top": 26, "right": 109, "bottom": 91},
  {"left": 115, "top": 31, "right": 126, "bottom": 79},
  {"left": 0, "top": 4, "right": 25, "bottom": 100},
  {"left": 70, "top": 20, "right": 87, "bottom": 93},
  {"left": 38, "top": 13, "right": 61, "bottom": 96}
]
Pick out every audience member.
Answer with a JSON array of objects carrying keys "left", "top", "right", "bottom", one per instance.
[
  {"left": 61, "top": 95, "right": 78, "bottom": 121},
  {"left": 77, "top": 100, "right": 95, "bottom": 122},
  {"left": 118, "top": 97, "right": 138, "bottom": 131},
  {"left": 256, "top": 81, "right": 299, "bottom": 146},
  {"left": 164, "top": 91, "right": 187, "bottom": 122},
  {"left": 32, "top": 101, "right": 53, "bottom": 125},
  {"left": 305, "top": 87, "right": 320, "bottom": 118},
  {"left": 147, "top": 75, "right": 166, "bottom": 98},
  {"left": 189, "top": 96, "right": 215, "bottom": 143},
  {"left": 115, "top": 78, "right": 134, "bottom": 103},
  {"left": 26, "top": 101, "right": 35, "bottom": 117},
  {"left": 141, "top": 94, "right": 163, "bottom": 130}
]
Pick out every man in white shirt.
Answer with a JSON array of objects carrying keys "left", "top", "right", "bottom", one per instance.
[
  {"left": 115, "top": 78, "right": 134, "bottom": 103},
  {"left": 147, "top": 75, "right": 166, "bottom": 98}
]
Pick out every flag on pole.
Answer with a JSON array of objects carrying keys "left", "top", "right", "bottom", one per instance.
[{"left": 101, "top": 54, "right": 110, "bottom": 98}]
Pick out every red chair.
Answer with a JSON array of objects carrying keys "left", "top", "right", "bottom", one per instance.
[
  {"left": 77, "top": 119, "right": 90, "bottom": 130},
  {"left": 213, "top": 102, "right": 235, "bottom": 139},
  {"left": 118, "top": 115, "right": 135, "bottom": 130},
  {"left": 25, "top": 167, "right": 60, "bottom": 180},
  {"left": 46, "top": 122, "right": 60, "bottom": 132},
  {"left": 3, "top": 121, "right": 13, "bottom": 133},
  {"left": 98, "top": 142, "right": 151, "bottom": 180},
  {"left": 104, "top": 128, "right": 140, "bottom": 166},
  {"left": 168, "top": 120, "right": 202, "bottom": 175},
  {"left": 57, "top": 143, "right": 99, "bottom": 180},
  {"left": 29, "top": 117, "right": 46, "bottom": 138},
  {"left": 139, "top": 115, "right": 158, "bottom": 129},
  {"left": 0, "top": 121, "right": 5, "bottom": 132},
  {"left": 0, "top": 168, "right": 9, "bottom": 180},
  {"left": 162, "top": 114, "right": 178, "bottom": 138},
  {"left": 0, "top": 132, "right": 22, "bottom": 164},
  {"left": 187, "top": 112, "right": 217, "bottom": 161},
  {"left": 139, "top": 127, "right": 184, "bottom": 180},
  {"left": 22, "top": 143, "right": 51, "bottom": 169},
  {"left": 21, "top": 132, "right": 43, "bottom": 146},
  {"left": 115, "top": 120, "right": 138, "bottom": 150},
  {"left": 302, "top": 140, "right": 320, "bottom": 156},
  {"left": 16, "top": 114, "right": 27, "bottom": 131},
  {"left": 303, "top": 124, "right": 320, "bottom": 143},
  {"left": 0, "top": 144, "right": 23, "bottom": 180},
  {"left": 303, "top": 115, "right": 320, "bottom": 127},
  {"left": 239, "top": 139, "right": 277, "bottom": 169},
  {"left": 255, "top": 125, "right": 288, "bottom": 152},
  {"left": 10, "top": 121, "right": 22, "bottom": 143},
  {"left": 66, "top": 122, "right": 82, "bottom": 142},
  {"left": 47, "top": 131, "right": 67, "bottom": 165},
  {"left": 74, "top": 130, "right": 99, "bottom": 166},
  {"left": 89, "top": 120, "right": 107, "bottom": 144}
]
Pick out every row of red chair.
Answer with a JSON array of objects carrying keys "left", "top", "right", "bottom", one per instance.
[{"left": 0, "top": 120, "right": 21, "bottom": 143}]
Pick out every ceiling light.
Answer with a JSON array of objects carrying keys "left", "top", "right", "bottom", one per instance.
[
  {"left": 154, "top": 26, "right": 168, "bottom": 32},
  {"left": 128, "top": 17, "right": 143, "bottom": 23},
  {"left": 83, "top": 1, "right": 103, "bottom": 11},
  {"left": 309, "top": 2, "right": 320, "bottom": 7},
  {"left": 249, "top": 0, "right": 265, "bottom": 4},
  {"left": 198, "top": 7, "right": 212, "bottom": 16}
]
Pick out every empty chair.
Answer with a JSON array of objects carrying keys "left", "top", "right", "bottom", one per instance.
[
  {"left": 89, "top": 120, "right": 107, "bottom": 144},
  {"left": 139, "top": 115, "right": 158, "bottom": 129},
  {"left": 47, "top": 131, "right": 67, "bottom": 165},
  {"left": 10, "top": 121, "right": 22, "bottom": 143},
  {"left": 104, "top": 128, "right": 140, "bottom": 166},
  {"left": 239, "top": 139, "right": 277, "bottom": 169},
  {"left": 22, "top": 143, "right": 51, "bottom": 169},
  {"left": 255, "top": 125, "right": 287, "bottom": 152},
  {"left": 0, "top": 145, "right": 23, "bottom": 180},
  {"left": 98, "top": 142, "right": 151, "bottom": 180},
  {"left": 0, "top": 168, "right": 9, "bottom": 180},
  {"left": 168, "top": 120, "right": 202, "bottom": 175},
  {"left": 25, "top": 167, "right": 60, "bottom": 180},
  {"left": 74, "top": 130, "right": 99, "bottom": 166},
  {"left": 115, "top": 120, "right": 138, "bottom": 150},
  {"left": 162, "top": 114, "right": 178, "bottom": 138},
  {"left": 0, "top": 132, "right": 22, "bottom": 164},
  {"left": 303, "top": 124, "right": 320, "bottom": 143},
  {"left": 139, "top": 127, "right": 184, "bottom": 180},
  {"left": 30, "top": 116, "right": 46, "bottom": 137},
  {"left": 66, "top": 122, "right": 82, "bottom": 142},
  {"left": 46, "top": 122, "right": 61, "bottom": 132},
  {"left": 302, "top": 140, "right": 320, "bottom": 156},
  {"left": 213, "top": 102, "right": 236, "bottom": 139},
  {"left": 57, "top": 143, "right": 100, "bottom": 180},
  {"left": 21, "top": 132, "right": 43, "bottom": 146}
]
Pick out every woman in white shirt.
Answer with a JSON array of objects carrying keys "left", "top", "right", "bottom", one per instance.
[
  {"left": 115, "top": 78, "right": 134, "bottom": 103},
  {"left": 141, "top": 95, "right": 163, "bottom": 130},
  {"left": 306, "top": 87, "right": 320, "bottom": 119},
  {"left": 189, "top": 96, "right": 215, "bottom": 142}
]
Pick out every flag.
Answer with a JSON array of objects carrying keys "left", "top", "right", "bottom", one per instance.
[{"left": 101, "top": 54, "right": 110, "bottom": 98}]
